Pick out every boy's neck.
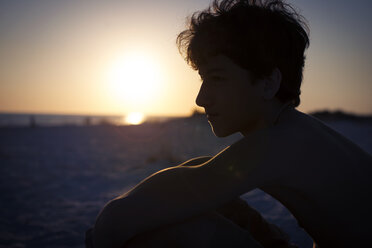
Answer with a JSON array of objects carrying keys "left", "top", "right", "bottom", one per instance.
[{"left": 241, "top": 100, "right": 293, "bottom": 137}]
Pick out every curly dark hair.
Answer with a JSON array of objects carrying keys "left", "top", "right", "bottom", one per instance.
[{"left": 177, "top": 0, "right": 309, "bottom": 107}]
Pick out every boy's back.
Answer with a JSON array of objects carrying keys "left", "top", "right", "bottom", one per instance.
[{"left": 258, "top": 108, "right": 372, "bottom": 246}]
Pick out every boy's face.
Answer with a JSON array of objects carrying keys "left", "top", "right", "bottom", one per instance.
[{"left": 197, "top": 55, "right": 266, "bottom": 137}]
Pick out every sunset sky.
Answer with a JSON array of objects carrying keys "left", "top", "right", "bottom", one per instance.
[{"left": 1, "top": 0, "right": 371, "bottom": 117}]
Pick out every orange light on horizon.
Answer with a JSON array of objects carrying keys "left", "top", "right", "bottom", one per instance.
[{"left": 125, "top": 112, "right": 145, "bottom": 125}]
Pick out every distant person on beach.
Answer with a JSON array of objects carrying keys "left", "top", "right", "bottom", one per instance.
[{"left": 86, "top": 0, "right": 372, "bottom": 247}]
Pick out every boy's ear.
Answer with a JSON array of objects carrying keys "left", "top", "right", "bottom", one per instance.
[{"left": 263, "top": 68, "right": 282, "bottom": 100}]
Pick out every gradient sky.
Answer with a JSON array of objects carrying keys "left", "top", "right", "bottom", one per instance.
[{"left": 1, "top": 0, "right": 371, "bottom": 116}]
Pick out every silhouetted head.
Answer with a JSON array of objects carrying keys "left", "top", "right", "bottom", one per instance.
[{"left": 177, "top": 0, "right": 309, "bottom": 108}]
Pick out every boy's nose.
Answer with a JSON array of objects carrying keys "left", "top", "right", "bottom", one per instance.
[{"left": 195, "top": 83, "right": 211, "bottom": 107}]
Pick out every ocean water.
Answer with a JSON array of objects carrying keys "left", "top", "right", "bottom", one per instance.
[{"left": 0, "top": 113, "right": 172, "bottom": 127}]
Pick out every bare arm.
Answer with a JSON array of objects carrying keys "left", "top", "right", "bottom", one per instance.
[
  {"left": 177, "top": 156, "right": 212, "bottom": 167},
  {"left": 92, "top": 128, "right": 277, "bottom": 248}
]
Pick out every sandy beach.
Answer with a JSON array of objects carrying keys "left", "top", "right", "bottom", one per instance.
[{"left": 1, "top": 116, "right": 371, "bottom": 248}]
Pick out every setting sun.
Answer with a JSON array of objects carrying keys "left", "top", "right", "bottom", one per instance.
[
  {"left": 107, "top": 52, "right": 163, "bottom": 110},
  {"left": 125, "top": 112, "right": 145, "bottom": 125}
]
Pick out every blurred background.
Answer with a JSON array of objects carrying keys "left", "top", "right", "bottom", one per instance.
[
  {"left": 1, "top": 0, "right": 371, "bottom": 122},
  {"left": 0, "top": 1, "right": 371, "bottom": 247}
]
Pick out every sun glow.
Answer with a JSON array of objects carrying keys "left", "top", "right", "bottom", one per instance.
[
  {"left": 107, "top": 52, "right": 162, "bottom": 109},
  {"left": 125, "top": 112, "right": 145, "bottom": 125}
]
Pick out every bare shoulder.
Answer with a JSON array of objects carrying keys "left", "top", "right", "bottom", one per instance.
[
  {"left": 223, "top": 108, "right": 372, "bottom": 184},
  {"left": 262, "top": 108, "right": 372, "bottom": 198},
  {"left": 264, "top": 108, "right": 368, "bottom": 157}
]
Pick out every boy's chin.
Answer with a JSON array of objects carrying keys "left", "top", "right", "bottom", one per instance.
[{"left": 211, "top": 126, "right": 235, "bottom": 138}]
